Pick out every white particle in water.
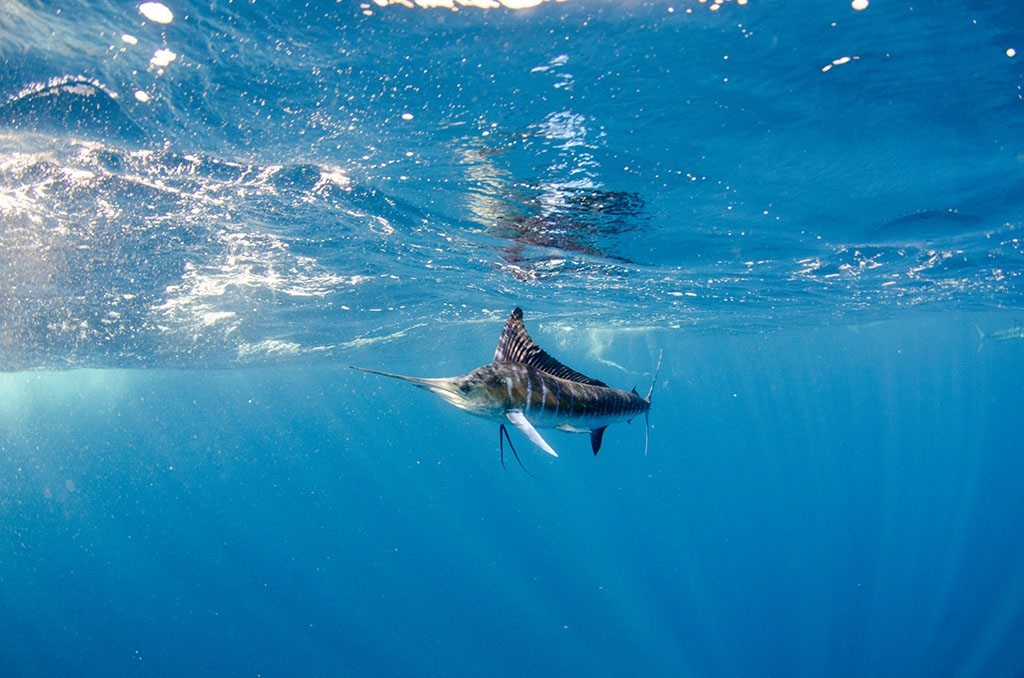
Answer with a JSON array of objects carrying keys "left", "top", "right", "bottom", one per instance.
[
  {"left": 138, "top": 2, "right": 174, "bottom": 24},
  {"left": 134, "top": 90, "right": 150, "bottom": 102},
  {"left": 150, "top": 49, "right": 177, "bottom": 67},
  {"left": 852, "top": 0, "right": 868, "bottom": 10},
  {"left": 1008, "top": 48, "right": 1017, "bottom": 58},
  {"left": 121, "top": 34, "right": 138, "bottom": 45}
]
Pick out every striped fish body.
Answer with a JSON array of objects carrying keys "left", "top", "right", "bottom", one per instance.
[{"left": 467, "top": 362, "right": 649, "bottom": 432}]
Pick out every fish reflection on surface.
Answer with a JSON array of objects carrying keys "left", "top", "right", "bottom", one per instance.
[
  {"left": 460, "top": 147, "right": 644, "bottom": 276},
  {"left": 488, "top": 187, "right": 643, "bottom": 274}
]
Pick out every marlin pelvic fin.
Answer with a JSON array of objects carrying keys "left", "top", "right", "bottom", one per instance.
[
  {"left": 590, "top": 426, "right": 608, "bottom": 456},
  {"left": 499, "top": 424, "right": 535, "bottom": 477},
  {"left": 506, "top": 410, "right": 558, "bottom": 458},
  {"left": 493, "top": 308, "right": 607, "bottom": 387}
]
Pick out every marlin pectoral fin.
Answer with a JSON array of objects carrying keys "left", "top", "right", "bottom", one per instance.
[
  {"left": 590, "top": 426, "right": 607, "bottom": 456},
  {"left": 506, "top": 411, "right": 558, "bottom": 458}
]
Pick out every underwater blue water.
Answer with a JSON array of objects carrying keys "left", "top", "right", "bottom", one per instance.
[{"left": 2, "top": 0, "right": 1024, "bottom": 675}]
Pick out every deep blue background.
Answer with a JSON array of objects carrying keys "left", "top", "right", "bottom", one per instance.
[
  {"left": 3, "top": 316, "right": 1023, "bottom": 676},
  {"left": 2, "top": 0, "right": 1024, "bottom": 675}
]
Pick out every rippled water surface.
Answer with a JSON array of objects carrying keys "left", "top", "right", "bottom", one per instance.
[
  {"left": 2, "top": 1, "right": 1023, "bottom": 676},
  {"left": 2, "top": 0, "right": 1022, "bottom": 368}
]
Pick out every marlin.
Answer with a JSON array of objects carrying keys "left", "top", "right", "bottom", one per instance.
[
  {"left": 975, "top": 323, "right": 1024, "bottom": 342},
  {"left": 352, "top": 307, "right": 661, "bottom": 471}
]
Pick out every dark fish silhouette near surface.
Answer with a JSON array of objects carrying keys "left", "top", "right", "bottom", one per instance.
[
  {"left": 352, "top": 308, "right": 661, "bottom": 471},
  {"left": 0, "top": 76, "right": 145, "bottom": 141}
]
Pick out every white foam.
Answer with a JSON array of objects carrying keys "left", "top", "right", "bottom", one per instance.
[
  {"left": 314, "top": 167, "right": 351, "bottom": 192},
  {"left": 335, "top": 323, "right": 428, "bottom": 349},
  {"left": 153, "top": 224, "right": 373, "bottom": 347},
  {"left": 237, "top": 339, "right": 302, "bottom": 360},
  {"left": 200, "top": 311, "right": 236, "bottom": 326},
  {"left": 371, "top": 0, "right": 564, "bottom": 9}
]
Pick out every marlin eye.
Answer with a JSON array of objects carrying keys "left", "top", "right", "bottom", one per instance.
[{"left": 459, "top": 383, "right": 472, "bottom": 393}]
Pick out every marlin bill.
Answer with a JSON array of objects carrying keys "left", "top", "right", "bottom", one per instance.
[{"left": 352, "top": 307, "right": 661, "bottom": 470}]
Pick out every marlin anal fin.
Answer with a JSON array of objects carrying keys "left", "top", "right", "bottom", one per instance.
[
  {"left": 493, "top": 308, "right": 607, "bottom": 387},
  {"left": 590, "top": 426, "right": 607, "bottom": 456},
  {"left": 506, "top": 410, "right": 558, "bottom": 458},
  {"left": 643, "top": 350, "right": 662, "bottom": 456},
  {"left": 644, "top": 409, "right": 650, "bottom": 457}
]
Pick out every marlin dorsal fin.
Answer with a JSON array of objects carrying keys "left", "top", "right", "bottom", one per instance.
[{"left": 493, "top": 307, "right": 607, "bottom": 387}]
